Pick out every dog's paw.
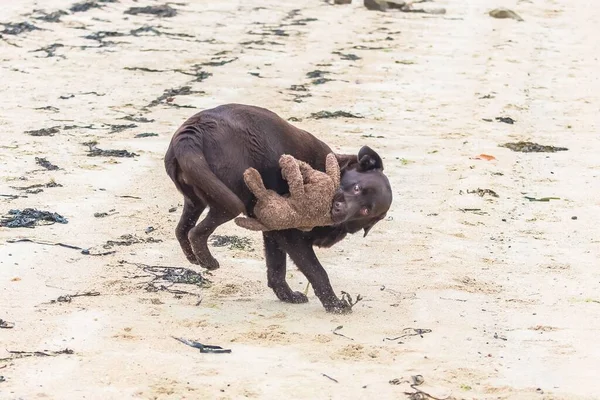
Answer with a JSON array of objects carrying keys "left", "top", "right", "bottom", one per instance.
[
  {"left": 288, "top": 291, "right": 309, "bottom": 304},
  {"left": 276, "top": 290, "right": 309, "bottom": 304},
  {"left": 196, "top": 254, "right": 220, "bottom": 270},
  {"left": 185, "top": 253, "right": 201, "bottom": 265},
  {"left": 324, "top": 299, "right": 352, "bottom": 314}
]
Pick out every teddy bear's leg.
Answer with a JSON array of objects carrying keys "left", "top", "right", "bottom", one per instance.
[
  {"left": 325, "top": 153, "right": 341, "bottom": 188},
  {"left": 279, "top": 155, "right": 305, "bottom": 197},
  {"left": 296, "top": 160, "right": 325, "bottom": 185},
  {"left": 264, "top": 232, "right": 309, "bottom": 304},
  {"left": 234, "top": 216, "right": 270, "bottom": 231},
  {"left": 243, "top": 168, "right": 269, "bottom": 198}
]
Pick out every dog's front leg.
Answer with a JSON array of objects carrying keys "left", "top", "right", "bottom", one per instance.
[
  {"left": 276, "top": 231, "right": 351, "bottom": 314},
  {"left": 263, "top": 232, "right": 309, "bottom": 304}
]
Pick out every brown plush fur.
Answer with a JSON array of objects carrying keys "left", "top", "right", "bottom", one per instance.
[{"left": 235, "top": 153, "right": 340, "bottom": 231}]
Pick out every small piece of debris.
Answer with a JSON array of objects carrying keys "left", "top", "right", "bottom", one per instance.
[
  {"left": 108, "top": 123, "right": 137, "bottom": 133},
  {"left": 94, "top": 209, "right": 116, "bottom": 218},
  {"left": 32, "top": 43, "right": 65, "bottom": 58},
  {"left": 489, "top": 8, "right": 524, "bottom": 22},
  {"left": 499, "top": 141, "right": 568, "bottom": 153},
  {"left": 25, "top": 127, "right": 60, "bottom": 136},
  {"left": 120, "top": 260, "right": 210, "bottom": 299},
  {"left": 466, "top": 188, "right": 499, "bottom": 198},
  {"left": 1, "top": 208, "right": 68, "bottom": 228},
  {"left": 310, "top": 111, "right": 363, "bottom": 119},
  {"left": 70, "top": 1, "right": 101, "bottom": 13},
  {"left": 0, "top": 319, "right": 15, "bottom": 329},
  {"left": 496, "top": 116, "right": 515, "bottom": 124},
  {"left": 306, "top": 70, "right": 329, "bottom": 79},
  {"left": 0, "top": 349, "right": 73, "bottom": 363},
  {"left": 35, "top": 157, "right": 60, "bottom": 170},
  {"left": 10, "top": 180, "right": 62, "bottom": 192},
  {"left": 312, "top": 78, "right": 334, "bottom": 85},
  {"left": 524, "top": 196, "right": 560, "bottom": 202},
  {"left": 35, "top": 106, "right": 60, "bottom": 112},
  {"left": 33, "top": 10, "right": 68, "bottom": 23},
  {"left": 145, "top": 226, "right": 155, "bottom": 234},
  {"left": 50, "top": 292, "right": 100, "bottom": 304},
  {"left": 102, "top": 234, "right": 161, "bottom": 249},
  {"left": 121, "top": 115, "right": 155, "bottom": 123},
  {"left": 290, "top": 84, "right": 308, "bottom": 91},
  {"left": 84, "top": 141, "right": 138, "bottom": 158},
  {"left": 148, "top": 86, "right": 203, "bottom": 108},
  {"left": 7, "top": 238, "right": 114, "bottom": 256},
  {"left": 332, "top": 51, "right": 361, "bottom": 61},
  {"left": 173, "top": 337, "right": 231, "bottom": 353},
  {"left": 199, "top": 57, "right": 238, "bottom": 67},
  {"left": 341, "top": 291, "right": 363, "bottom": 308},
  {"left": 1, "top": 22, "right": 41, "bottom": 36},
  {"left": 135, "top": 133, "right": 159, "bottom": 138},
  {"left": 473, "top": 154, "right": 496, "bottom": 161},
  {"left": 125, "top": 4, "right": 177, "bottom": 17},
  {"left": 333, "top": 325, "right": 354, "bottom": 340},
  {"left": 384, "top": 328, "right": 432, "bottom": 343}
]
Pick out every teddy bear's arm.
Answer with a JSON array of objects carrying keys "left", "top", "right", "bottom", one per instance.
[
  {"left": 243, "top": 168, "right": 269, "bottom": 198},
  {"left": 325, "top": 153, "right": 341, "bottom": 188},
  {"left": 279, "top": 155, "right": 305, "bottom": 197},
  {"left": 296, "top": 160, "right": 320, "bottom": 183}
]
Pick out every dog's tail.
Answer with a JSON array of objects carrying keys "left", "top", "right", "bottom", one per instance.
[{"left": 167, "top": 128, "right": 246, "bottom": 217}]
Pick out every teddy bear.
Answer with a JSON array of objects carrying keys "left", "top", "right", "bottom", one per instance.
[{"left": 234, "top": 153, "right": 340, "bottom": 232}]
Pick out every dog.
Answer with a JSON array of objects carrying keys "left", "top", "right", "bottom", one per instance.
[{"left": 164, "top": 104, "right": 393, "bottom": 313}]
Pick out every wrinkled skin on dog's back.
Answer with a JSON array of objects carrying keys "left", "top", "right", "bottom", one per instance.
[{"left": 165, "top": 103, "right": 393, "bottom": 313}]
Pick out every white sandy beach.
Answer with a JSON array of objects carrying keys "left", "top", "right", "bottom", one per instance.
[{"left": 1, "top": 0, "right": 599, "bottom": 399}]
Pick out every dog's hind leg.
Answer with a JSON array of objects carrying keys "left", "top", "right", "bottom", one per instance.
[
  {"left": 188, "top": 208, "right": 232, "bottom": 270},
  {"left": 176, "top": 197, "right": 206, "bottom": 264}
]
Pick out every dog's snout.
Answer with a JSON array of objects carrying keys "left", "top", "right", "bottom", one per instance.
[{"left": 333, "top": 201, "right": 343, "bottom": 210}]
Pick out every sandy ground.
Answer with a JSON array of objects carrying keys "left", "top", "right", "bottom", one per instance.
[{"left": 1, "top": 0, "right": 599, "bottom": 399}]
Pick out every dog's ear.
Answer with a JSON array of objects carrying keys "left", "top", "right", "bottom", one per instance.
[
  {"left": 358, "top": 146, "right": 384, "bottom": 172},
  {"left": 362, "top": 213, "right": 386, "bottom": 237}
]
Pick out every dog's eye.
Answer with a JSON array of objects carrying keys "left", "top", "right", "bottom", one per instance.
[
  {"left": 360, "top": 207, "right": 369, "bottom": 216},
  {"left": 353, "top": 184, "right": 361, "bottom": 193}
]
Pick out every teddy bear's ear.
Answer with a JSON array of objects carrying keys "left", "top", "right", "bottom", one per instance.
[
  {"left": 357, "top": 146, "right": 384, "bottom": 172},
  {"left": 335, "top": 153, "right": 358, "bottom": 171}
]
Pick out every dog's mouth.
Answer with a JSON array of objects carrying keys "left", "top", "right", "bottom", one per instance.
[{"left": 330, "top": 191, "right": 348, "bottom": 224}]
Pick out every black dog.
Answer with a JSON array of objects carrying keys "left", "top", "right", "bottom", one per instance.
[{"left": 165, "top": 104, "right": 392, "bottom": 313}]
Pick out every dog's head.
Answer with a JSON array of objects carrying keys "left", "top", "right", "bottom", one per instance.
[{"left": 330, "top": 146, "right": 392, "bottom": 237}]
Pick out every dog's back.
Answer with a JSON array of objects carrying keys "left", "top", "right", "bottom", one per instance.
[{"left": 165, "top": 104, "right": 333, "bottom": 214}]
